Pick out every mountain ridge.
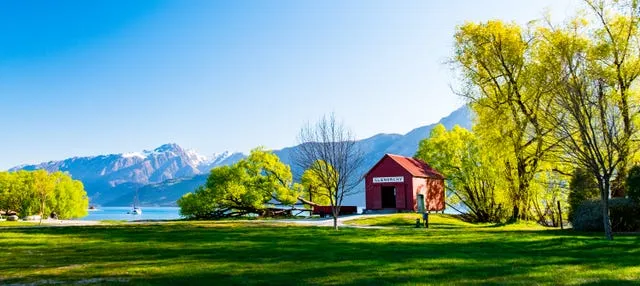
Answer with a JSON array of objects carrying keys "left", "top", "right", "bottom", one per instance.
[
  {"left": 10, "top": 105, "right": 473, "bottom": 207},
  {"left": 107, "top": 105, "right": 473, "bottom": 207},
  {"left": 9, "top": 143, "right": 245, "bottom": 204}
]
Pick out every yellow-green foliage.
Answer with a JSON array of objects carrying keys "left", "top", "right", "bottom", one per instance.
[
  {"left": 178, "top": 148, "right": 301, "bottom": 219},
  {"left": 300, "top": 160, "right": 336, "bottom": 206},
  {"left": 0, "top": 170, "right": 88, "bottom": 219},
  {"left": 416, "top": 124, "right": 509, "bottom": 222},
  {"left": 451, "top": 1, "right": 640, "bottom": 227},
  {"left": 454, "top": 19, "right": 557, "bottom": 221},
  {"left": 528, "top": 166, "right": 570, "bottom": 226}
]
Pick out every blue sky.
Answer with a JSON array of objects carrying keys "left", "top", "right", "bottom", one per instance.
[{"left": 0, "top": 0, "right": 581, "bottom": 169}]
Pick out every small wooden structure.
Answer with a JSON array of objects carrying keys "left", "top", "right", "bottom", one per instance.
[
  {"left": 364, "top": 154, "right": 445, "bottom": 212},
  {"left": 312, "top": 206, "right": 357, "bottom": 218}
]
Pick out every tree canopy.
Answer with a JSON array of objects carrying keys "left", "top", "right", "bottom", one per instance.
[
  {"left": 416, "top": 124, "right": 508, "bottom": 222},
  {"left": 299, "top": 161, "right": 334, "bottom": 207},
  {"left": 178, "top": 148, "right": 302, "bottom": 219},
  {"left": 0, "top": 170, "right": 88, "bottom": 219},
  {"left": 294, "top": 113, "right": 364, "bottom": 230},
  {"left": 450, "top": 0, "right": 640, "bottom": 238}
]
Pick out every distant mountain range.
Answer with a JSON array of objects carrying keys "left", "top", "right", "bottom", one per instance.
[
  {"left": 10, "top": 144, "right": 244, "bottom": 205},
  {"left": 9, "top": 105, "right": 473, "bottom": 207}
]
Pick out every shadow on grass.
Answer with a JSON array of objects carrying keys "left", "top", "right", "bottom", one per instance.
[{"left": 0, "top": 222, "right": 638, "bottom": 285}]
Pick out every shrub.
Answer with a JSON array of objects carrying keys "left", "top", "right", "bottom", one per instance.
[
  {"left": 571, "top": 198, "right": 640, "bottom": 232},
  {"left": 568, "top": 168, "right": 599, "bottom": 222},
  {"left": 627, "top": 165, "right": 640, "bottom": 203}
]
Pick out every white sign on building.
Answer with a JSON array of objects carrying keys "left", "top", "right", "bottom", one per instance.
[{"left": 373, "top": 176, "right": 404, "bottom": 183}]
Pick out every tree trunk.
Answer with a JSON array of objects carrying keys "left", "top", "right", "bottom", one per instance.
[
  {"left": 332, "top": 204, "right": 341, "bottom": 230},
  {"left": 602, "top": 180, "right": 613, "bottom": 241},
  {"left": 511, "top": 205, "right": 520, "bottom": 222},
  {"left": 40, "top": 200, "right": 45, "bottom": 225}
]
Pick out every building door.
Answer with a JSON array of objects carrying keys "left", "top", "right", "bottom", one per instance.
[
  {"left": 417, "top": 194, "right": 425, "bottom": 213},
  {"left": 381, "top": 186, "right": 396, "bottom": 208}
]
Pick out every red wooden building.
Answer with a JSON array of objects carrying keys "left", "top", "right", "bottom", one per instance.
[{"left": 364, "top": 154, "right": 445, "bottom": 212}]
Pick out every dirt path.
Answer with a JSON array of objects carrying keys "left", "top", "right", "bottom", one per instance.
[
  {"left": 3, "top": 214, "right": 391, "bottom": 229},
  {"left": 20, "top": 219, "right": 101, "bottom": 227},
  {"left": 272, "top": 214, "right": 391, "bottom": 229}
]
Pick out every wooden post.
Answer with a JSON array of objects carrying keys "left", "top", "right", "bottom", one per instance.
[
  {"left": 557, "top": 201, "right": 564, "bottom": 230},
  {"left": 423, "top": 212, "right": 429, "bottom": 228}
]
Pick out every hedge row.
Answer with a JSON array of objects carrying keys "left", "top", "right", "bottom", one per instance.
[{"left": 571, "top": 198, "right": 640, "bottom": 232}]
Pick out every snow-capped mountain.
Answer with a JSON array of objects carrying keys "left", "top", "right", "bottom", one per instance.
[
  {"left": 10, "top": 143, "right": 243, "bottom": 204},
  {"left": 106, "top": 105, "right": 473, "bottom": 207},
  {"left": 10, "top": 105, "right": 473, "bottom": 206}
]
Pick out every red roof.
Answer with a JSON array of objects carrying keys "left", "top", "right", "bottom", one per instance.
[{"left": 384, "top": 154, "right": 444, "bottom": 179}]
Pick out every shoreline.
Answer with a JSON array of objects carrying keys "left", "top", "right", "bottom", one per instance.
[{"left": 23, "top": 219, "right": 102, "bottom": 226}]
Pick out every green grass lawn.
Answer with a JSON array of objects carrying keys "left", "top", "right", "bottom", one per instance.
[
  {"left": 345, "top": 213, "right": 547, "bottom": 230},
  {"left": 345, "top": 213, "right": 477, "bottom": 228},
  {"left": 0, "top": 220, "right": 38, "bottom": 227},
  {"left": 0, "top": 215, "right": 638, "bottom": 285}
]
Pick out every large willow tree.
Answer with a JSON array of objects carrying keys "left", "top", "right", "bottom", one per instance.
[
  {"left": 0, "top": 170, "right": 88, "bottom": 219},
  {"left": 452, "top": 0, "right": 639, "bottom": 236},
  {"left": 453, "top": 20, "right": 557, "bottom": 220},
  {"left": 416, "top": 124, "right": 509, "bottom": 222},
  {"left": 534, "top": 0, "right": 640, "bottom": 240},
  {"left": 584, "top": 0, "right": 640, "bottom": 196}
]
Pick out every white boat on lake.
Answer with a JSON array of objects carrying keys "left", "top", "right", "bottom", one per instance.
[{"left": 128, "top": 189, "right": 142, "bottom": 215}]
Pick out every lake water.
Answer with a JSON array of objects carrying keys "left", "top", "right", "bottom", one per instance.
[{"left": 81, "top": 207, "right": 183, "bottom": 221}]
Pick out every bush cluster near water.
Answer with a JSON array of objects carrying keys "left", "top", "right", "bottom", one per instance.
[{"left": 0, "top": 170, "right": 88, "bottom": 219}]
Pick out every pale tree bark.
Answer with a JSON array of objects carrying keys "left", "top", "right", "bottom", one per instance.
[
  {"left": 294, "top": 113, "right": 364, "bottom": 230},
  {"left": 544, "top": 45, "right": 630, "bottom": 239},
  {"left": 550, "top": 81, "right": 622, "bottom": 240},
  {"left": 537, "top": 6, "right": 640, "bottom": 238},
  {"left": 584, "top": 0, "right": 640, "bottom": 196},
  {"left": 600, "top": 178, "right": 614, "bottom": 240}
]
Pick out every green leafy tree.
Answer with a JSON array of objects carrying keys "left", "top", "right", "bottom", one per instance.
[
  {"left": 177, "top": 186, "right": 218, "bottom": 219},
  {"left": 569, "top": 168, "right": 600, "bottom": 222},
  {"left": 241, "top": 148, "right": 300, "bottom": 207},
  {"left": 14, "top": 171, "right": 39, "bottom": 217},
  {"left": 452, "top": 0, "right": 639, "bottom": 238},
  {"left": 32, "top": 170, "right": 56, "bottom": 222},
  {"left": 0, "top": 172, "right": 20, "bottom": 214},
  {"left": 585, "top": 0, "right": 640, "bottom": 196},
  {"left": 178, "top": 148, "right": 302, "bottom": 219},
  {"left": 536, "top": 10, "right": 637, "bottom": 240},
  {"left": 529, "top": 166, "right": 570, "bottom": 227},
  {"left": 299, "top": 161, "right": 333, "bottom": 206},
  {"left": 415, "top": 124, "right": 508, "bottom": 222},
  {"left": 626, "top": 165, "right": 640, "bottom": 203},
  {"left": 453, "top": 20, "right": 557, "bottom": 221},
  {"left": 0, "top": 171, "right": 87, "bottom": 219},
  {"left": 49, "top": 172, "right": 89, "bottom": 219}
]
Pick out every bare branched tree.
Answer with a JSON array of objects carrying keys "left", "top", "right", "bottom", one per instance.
[
  {"left": 549, "top": 79, "right": 632, "bottom": 240},
  {"left": 541, "top": 30, "right": 634, "bottom": 239},
  {"left": 294, "top": 113, "right": 364, "bottom": 230},
  {"left": 584, "top": 0, "right": 640, "bottom": 196},
  {"left": 538, "top": 10, "right": 639, "bottom": 239}
]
